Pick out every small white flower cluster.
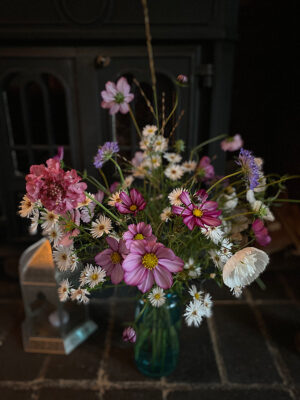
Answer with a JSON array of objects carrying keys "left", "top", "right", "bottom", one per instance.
[
  {"left": 246, "top": 190, "right": 274, "bottom": 221},
  {"left": 53, "top": 245, "right": 79, "bottom": 272},
  {"left": 184, "top": 285, "right": 213, "bottom": 327},
  {"left": 184, "top": 258, "right": 201, "bottom": 278}
]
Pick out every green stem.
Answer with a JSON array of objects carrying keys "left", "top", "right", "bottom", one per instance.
[
  {"left": 207, "top": 170, "right": 242, "bottom": 194},
  {"left": 190, "top": 134, "right": 227, "bottom": 160},
  {"left": 110, "top": 157, "right": 125, "bottom": 185},
  {"left": 223, "top": 211, "right": 256, "bottom": 221},
  {"left": 163, "top": 90, "right": 178, "bottom": 132},
  {"left": 129, "top": 105, "right": 142, "bottom": 138},
  {"left": 99, "top": 168, "right": 110, "bottom": 190},
  {"left": 237, "top": 175, "right": 300, "bottom": 197},
  {"left": 84, "top": 192, "right": 121, "bottom": 223},
  {"left": 273, "top": 198, "right": 300, "bottom": 204}
]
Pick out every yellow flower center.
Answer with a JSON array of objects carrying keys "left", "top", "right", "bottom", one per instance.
[
  {"left": 195, "top": 293, "right": 200, "bottom": 300},
  {"left": 193, "top": 208, "right": 203, "bottom": 217},
  {"left": 91, "top": 273, "right": 99, "bottom": 281},
  {"left": 142, "top": 253, "right": 158, "bottom": 270},
  {"left": 111, "top": 251, "right": 121, "bottom": 264},
  {"left": 134, "top": 233, "right": 144, "bottom": 240},
  {"left": 156, "top": 141, "right": 161, "bottom": 146},
  {"left": 130, "top": 204, "right": 137, "bottom": 211},
  {"left": 154, "top": 293, "right": 161, "bottom": 300}
]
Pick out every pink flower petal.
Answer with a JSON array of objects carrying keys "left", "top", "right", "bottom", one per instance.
[
  {"left": 116, "top": 77, "right": 130, "bottom": 95},
  {"left": 106, "top": 236, "right": 119, "bottom": 251},
  {"left": 124, "top": 266, "right": 147, "bottom": 286},
  {"left": 137, "top": 270, "right": 154, "bottom": 293},
  {"left": 110, "top": 263, "right": 124, "bottom": 284},
  {"left": 153, "top": 265, "right": 173, "bottom": 289},
  {"left": 158, "top": 257, "right": 184, "bottom": 273},
  {"left": 122, "top": 254, "right": 142, "bottom": 271},
  {"left": 119, "top": 103, "right": 129, "bottom": 114},
  {"left": 179, "top": 192, "right": 193, "bottom": 209},
  {"left": 156, "top": 246, "right": 175, "bottom": 260}
]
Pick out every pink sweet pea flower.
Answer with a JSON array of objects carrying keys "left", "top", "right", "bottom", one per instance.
[
  {"left": 25, "top": 158, "right": 87, "bottom": 215},
  {"left": 252, "top": 219, "right": 271, "bottom": 246},
  {"left": 123, "top": 222, "right": 157, "bottom": 250},
  {"left": 101, "top": 77, "right": 134, "bottom": 115},
  {"left": 123, "top": 241, "right": 184, "bottom": 293},
  {"left": 95, "top": 237, "right": 129, "bottom": 284},
  {"left": 221, "top": 134, "right": 243, "bottom": 151},
  {"left": 172, "top": 189, "right": 222, "bottom": 231},
  {"left": 197, "top": 156, "right": 215, "bottom": 181},
  {"left": 123, "top": 327, "right": 136, "bottom": 343},
  {"left": 115, "top": 189, "right": 146, "bottom": 216}
]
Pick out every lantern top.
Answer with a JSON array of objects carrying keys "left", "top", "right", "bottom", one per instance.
[{"left": 19, "top": 238, "right": 56, "bottom": 286}]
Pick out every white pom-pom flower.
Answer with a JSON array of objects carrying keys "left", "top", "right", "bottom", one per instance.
[{"left": 222, "top": 247, "right": 269, "bottom": 291}]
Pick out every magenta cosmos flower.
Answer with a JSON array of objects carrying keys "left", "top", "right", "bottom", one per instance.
[
  {"left": 197, "top": 156, "right": 215, "bottom": 181},
  {"left": 115, "top": 188, "right": 146, "bottom": 216},
  {"left": 101, "top": 77, "right": 134, "bottom": 115},
  {"left": 221, "top": 134, "right": 243, "bottom": 151},
  {"left": 123, "top": 327, "right": 136, "bottom": 343},
  {"left": 95, "top": 237, "right": 129, "bottom": 284},
  {"left": 123, "top": 222, "right": 157, "bottom": 250},
  {"left": 25, "top": 158, "right": 87, "bottom": 215},
  {"left": 123, "top": 241, "right": 184, "bottom": 293},
  {"left": 172, "top": 189, "right": 222, "bottom": 230}
]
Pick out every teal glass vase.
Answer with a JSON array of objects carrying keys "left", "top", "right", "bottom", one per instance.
[{"left": 134, "top": 293, "right": 181, "bottom": 378}]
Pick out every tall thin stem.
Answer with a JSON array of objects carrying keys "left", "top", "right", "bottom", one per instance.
[
  {"left": 207, "top": 170, "right": 242, "bottom": 193},
  {"left": 129, "top": 105, "right": 142, "bottom": 138}
]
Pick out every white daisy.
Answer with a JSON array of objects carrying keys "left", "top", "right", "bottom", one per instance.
[
  {"left": 164, "top": 165, "right": 184, "bottom": 181},
  {"left": 58, "top": 279, "right": 71, "bottom": 302},
  {"left": 216, "top": 238, "right": 233, "bottom": 264},
  {"left": 40, "top": 210, "right": 59, "bottom": 232},
  {"left": 163, "top": 152, "right": 182, "bottom": 163},
  {"left": 142, "top": 124, "right": 157, "bottom": 137},
  {"left": 144, "top": 155, "right": 162, "bottom": 169},
  {"left": 160, "top": 207, "right": 172, "bottom": 222},
  {"left": 153, "top": 135, "right": 168, "bottom": 152},
  {"left": 47, "top": 224, "right": 63, "bottom": 248},
  {"left": 18, "top": 195, "right": 35, "bottom": 218},
  {"left": 139, "top": 137, "right": 152, "bottom": 150},
  {"left": 53, "top": 246, "right": 73, "bottom": 272},
  {"left": 184, "top": 301, "right": 204, "bottom": 327},
  {"left": 231, "top": 286, "right": 243, "bottom": 298},
  {"left": 70, "top": 287, "right": 90, "bottom": 304},
  {"left": 79, "top": 264, "right": 106, "bottom": 288},
  {"left": 252, "top": 200, "right": 275, "bottom": 222},
  {"left": 69, "top": 252, "right": 79, "bottom": 272},
  {"left": 184, "top": 258, "right": 201, "bottom": 278},
  {"left": 223, "top": 247, "right": 269, "bottom": 290},
  {"left": 188, "top": 285, "right": 203, "bottom": 302},
  {"left": 108, "top": 191, "right": 122, "bottom": 207},
  {"left": 222, "top": 188, "right": 238, "bottom": 212},
  {"left": 90, "top": 215, "right": 112, "bottom": 238},
  {"left": 209, "top": 250, "right": 225, "bottom": 270},
  {"left": 122, "top": 175, "right": 134, "bottom": 189},
  {"left": 29, "top": 208, "right": 39, "bottom": 235},
  {"left": 201, "top": 293, "right": 213, "bottom": 318},
  {"left": 77, "top": 193, "right": 92, "bottom": 208},
  {"left": 168, "top": 187, "right": 186, "bottom": 206},
  {"left": 201, "top": 226, "right": 224, "bottom": 244},
  {"left": 182, "top": 161, "right": 197, "bottom": 173},
  {"left": 148, "top": 287, "right": 166, "bottom": 307}
]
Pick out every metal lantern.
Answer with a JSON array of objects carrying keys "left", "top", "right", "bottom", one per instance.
[{"left": 19, "top": 238, "right": 97, "bottom": 354}]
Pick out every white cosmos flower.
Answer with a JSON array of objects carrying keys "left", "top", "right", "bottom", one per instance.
[
  {"left": 70, "top": 287, "right": 90, "bottom": 304},
  {"left": 153, "top": 135, "right": 168, "bottom": 152},
  {"left": 142, "top": 124, "right": 157, "bottom": 137},
  {"left": 58, "top": 279, "right": 71, "bottom": 302},
  {"left": 184, "top": 301, "right": 204, "bottom": 327},
  {"left": 201, "top": 226, "right": 224, "bottom": 244},
  {"left": 40, "top": 210, "right": 59, "bottom": 232},
  {"left": 223, "top": 247, "right": 269, "bottom": 290},
  {"left": 165, "top": 164, "right": 184, "bottom": 181},
  {"left": 168, "top": 187, "right": 186, "bottom": 206},
  {"left": 90, "top": 215, "right": 112, "bottom": 238},
  {"left": 29, "top": 208, "right": 39, "bottom": 235},
  {"left": 182, "top": 161, "right": 197, "bottom": 173},
  {"left": 184, "top": 258, "right": 201, "bottom": 278},
  {"left": 148, "top": 287, "right": 166, "bottom": 307},
  {"left": 47, "top": 224, "right": 63, "bottom": 248},
  {"left": 80, "top": 264, "right": 106, "bottom": 288},
  {"left": 160, "top": 207, "right": 172, "bottom": 222},
  {"left": 188, "top": 285, "right": 203, "bottom": 302},
  {"left": 164, "top": 152, "right": 182, "bottom": 163}
]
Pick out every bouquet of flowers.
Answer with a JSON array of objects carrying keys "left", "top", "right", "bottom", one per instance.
[{"left": 18, "top": 1, "right": 299, "bottom": 377}]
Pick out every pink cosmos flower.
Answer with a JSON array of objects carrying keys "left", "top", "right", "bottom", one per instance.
[
  {"left": 101, "top": 77, "right": 134, "bottom": 115},
  {"left": 123, "top": 241, "right": 184, "bottom": 293},
  {"left": 172, "top": 189, "right": 222, "bottom": 230},
  {"left": 26, "top": 158, "right": 87, "bottom": 215},
  {"left": 123, "top": 327, "right": 136, "bottom": 343},
  {"left": 197, "top": 156, "right": 215, "bottom": 181},
  {"left": 252, "top": 219, "right": 271, "bottom": 246},
  {"left": 221, "top": 134, "right": 243, "bottom": 151},
  {"left": 115, "top": 189, "right": 146, "bottom": 216},
  {"left": 95, "top": 237, "right": 129, "bottom": 284},
  {"left": 123, "top": 222, "right": 157, "bottom": 250}
]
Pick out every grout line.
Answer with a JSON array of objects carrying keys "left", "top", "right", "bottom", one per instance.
[
  {"left": 207, "top": 316, "right": 228, "bottom": 384},
  {"left": 244, "top": 288, "right": 298, "bottom": 400}
]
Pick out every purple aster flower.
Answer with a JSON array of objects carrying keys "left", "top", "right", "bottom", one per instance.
[
  {"left": 93, "top": 141, "right": 119, "bottom": 168},
  {"left": 237, "top": 148, "right": 260, "bottom": 190}
]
